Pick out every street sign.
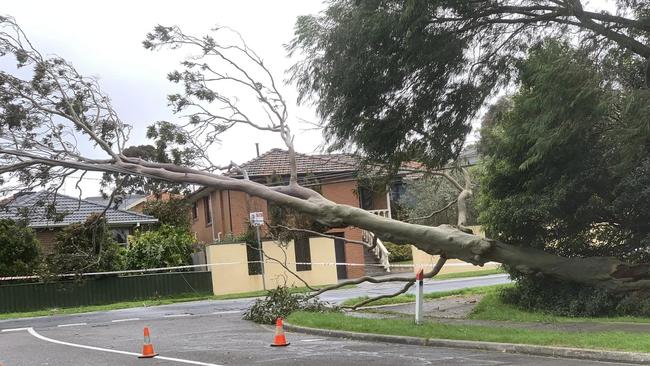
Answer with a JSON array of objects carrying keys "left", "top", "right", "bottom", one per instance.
[{"left": 250, "top": 212, "right": 264, "bottom": 227}]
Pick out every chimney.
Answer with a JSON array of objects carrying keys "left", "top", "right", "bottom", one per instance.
[{"left": 255, "top": 143, "right": 260, "bottom": 157}]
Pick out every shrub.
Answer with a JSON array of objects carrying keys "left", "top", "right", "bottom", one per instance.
[
  {"left": 125, "top": 225, "right": 194, "bottom": 269},
  {"left": 500, "top": 274, "right": 650, "bottom": 317},
  {"left": 0, "top": 219, "right": 40, "bottom": 276},
  {"left": 142, "top": 198, "right": 191, "bottom": 230},
  {"left": 384, "top": 242, "right": 412, "bottom": 262},
  {"left": 243, "top": 286, "right": 335, "bottom": 324},
  {"left": 47, "top": 214, "right": 124, "bottom": 274}
]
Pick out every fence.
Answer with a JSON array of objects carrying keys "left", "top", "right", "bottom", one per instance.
[{"left": 0, "top": 271, "right": 213, "bottom": 313}]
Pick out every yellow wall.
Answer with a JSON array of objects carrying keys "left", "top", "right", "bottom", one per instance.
[
  {"left": 206, "top": 237, "right": 338, "bottom": 296},
  {"left": 410, "top": 225, "right": 500, "bottom": 274}
]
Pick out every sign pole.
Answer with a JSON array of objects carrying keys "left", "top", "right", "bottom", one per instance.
[
  {"left": 250, "top": 212, "right": 266, "bottom": 291},
  {"left": 415, "top": 268, "right": 424, "bottom": 325},
  {"left": 256, "top": 224, "right": 266, "bottom": 291}
]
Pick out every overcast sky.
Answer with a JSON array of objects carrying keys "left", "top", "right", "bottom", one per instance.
[
  {"left": 3, "top": 0, "right": 329, "bottom": 196},
  {"left": 2, "top": 0, "right": 615, "bottom": 197}
]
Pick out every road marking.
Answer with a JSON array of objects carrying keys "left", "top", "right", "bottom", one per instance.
[
  {"left": 1, "top": 327, "right": 30, "bottom": 332},
  {"left": 164, "top": 314, "right": 192, "bottom": 318},
  {"left": 300, "top": 338, "right": 325, "bottom": 342},
  {"left": 26, "top": 328, "right": 223, "bottom": 366},
  {"left": 211, "top": 310, "right": 241, "bottom": 315},
  {"left": 111, "top": 318, "right": 140, "bottom": 323},
  {"left": 57, "top": 323, "right": 87, "bottom": 327}
]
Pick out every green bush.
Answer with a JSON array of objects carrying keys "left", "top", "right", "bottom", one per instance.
[
  {"left": 500, "top": 274, "right": 650, "bottom": 317},
  {"left": 125, "top": 225, "right": 194, "bottom": 270},
  {"left": 243, "top": 286, "right": 335, "bottom": 324},
  {"left": 0, "top": 219, "right": 41, "bottom": 276},
  {"left": 384, "top": 242, "right": 412, "bottom": 262},
  {"left": 142, "top": 198, "right": 191, "bottom": 230},
  {"left": 47, "top": 214, "right": 124, "bottom": 274}
]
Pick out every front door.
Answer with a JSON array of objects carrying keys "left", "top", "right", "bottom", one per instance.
[{"left": 333, "top": 233, "right": 347, "bottom": 279}]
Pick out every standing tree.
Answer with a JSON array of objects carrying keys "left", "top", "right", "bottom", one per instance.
[
  {"left": 288, "top": 0, "right": 649, "bottom": 172},
  {"left": 478, "top": 40, "right": 650, "bottom": 314},
  {"left": 1, "top": 16, "right": 650, "bottom": 293}
]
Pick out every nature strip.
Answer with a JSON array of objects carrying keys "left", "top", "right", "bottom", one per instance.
[{"left": 283, "top": 323, "right": 650, "bottom": 365}]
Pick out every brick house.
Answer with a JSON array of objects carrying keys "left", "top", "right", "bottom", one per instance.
[
  {"left": 0, "top": 191, "right": 158, "bottom": 253},
  {"left": 188, "top": 148, "right": 392, "bottom": 280}
]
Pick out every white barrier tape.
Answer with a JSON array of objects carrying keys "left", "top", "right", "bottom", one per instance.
[{"left": 0, "top": 261, "right": 499, "bottom": 280}]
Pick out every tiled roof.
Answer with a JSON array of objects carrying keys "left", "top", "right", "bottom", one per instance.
[
  {"left": 237, "top": 148, "right": 359, "bottom": 177},
  {"left": 0, "top": 191, "right": 158, "bottom": 228},
  {"left": 85, "top": 194, "right": 148, "bottom": 210}
]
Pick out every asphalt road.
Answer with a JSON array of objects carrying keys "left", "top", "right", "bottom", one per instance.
[{"left": 0, "top": 274, "right": 631, "bottom": 365}]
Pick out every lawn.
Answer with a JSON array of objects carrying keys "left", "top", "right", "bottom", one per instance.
[
  {"left": 431, "top": 267, "right": 504, "bottom": 281},
  {"left": 341, "top": 283, "right": 510, "bottom": 307},
  {"left": 287, "top": 311, "right": 650, "bottom": 353}
]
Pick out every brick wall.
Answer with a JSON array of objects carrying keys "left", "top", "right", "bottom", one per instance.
[{"left": 35, "top": 229, "right": 60, "bottom": 255}]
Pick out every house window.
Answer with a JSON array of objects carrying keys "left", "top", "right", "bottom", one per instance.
[
  {"left": 192, "top": 202, "right": 198, "bottom": 220},
  {"left": 203, "top": 196, "right": 212, "bottom": 225},
  {"left": 112, "top": 228, "right": 129, "bottom": 246},
  {"left": 246, "top": 241, "right": 263, "bottom": 275},
  {"left": 358, "top": 186, "right": 374, "bottom": 210},
  {"left": 294, "top": 237, "right": 312, "bottom": 271}
]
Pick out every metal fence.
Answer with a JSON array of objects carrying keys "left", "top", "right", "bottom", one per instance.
[{"left": 0, "top": 271, "right": 213, "bottom": 313}]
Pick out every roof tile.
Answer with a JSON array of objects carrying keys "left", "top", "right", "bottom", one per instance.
[{"left": 0, "top": 192, "right": 158, "bottom": 228}]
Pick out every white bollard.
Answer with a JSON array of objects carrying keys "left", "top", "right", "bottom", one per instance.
[{"left": 415, "top": 268, "right": 424, "bottom": 325}]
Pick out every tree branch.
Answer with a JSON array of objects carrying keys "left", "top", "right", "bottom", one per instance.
[{"left": 343, "top": 256, "right": 447, "bottom": 309}]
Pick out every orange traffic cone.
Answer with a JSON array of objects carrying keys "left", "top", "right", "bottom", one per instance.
[
  {"left": 138, "top": 327, "right": 159, "bottom": 358},
  {"left": 270, "top": 317, "right": 290, "bottom": 347}
]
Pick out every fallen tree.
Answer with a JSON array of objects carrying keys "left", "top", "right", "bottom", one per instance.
[{"left": 1, "top": 17, "right": 649, "bottom": 293}]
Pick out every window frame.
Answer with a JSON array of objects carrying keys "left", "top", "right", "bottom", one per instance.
[
  {"left": 294, "top": 237, "right": 312, "bottom": 271},
  {"left": 203, "top": 196, "right": 212, "bottom": 225},
  {"left": 191, "top": 202, "right": 198, "bottom": 220},
  {"left": 246, "top": 241, "right": 263, "bottom": 275}
]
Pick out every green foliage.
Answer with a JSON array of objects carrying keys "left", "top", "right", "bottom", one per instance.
[
  {"left": 101, "top": 144, "right": 194, "bottom": 198},
  {"left": 0, "top": 219, "right": 40, "bottom": 276},
  {"left": 289, "top": 0, "right": 474, "bottom": 171},
  {"left": 289, "top": 1, "right": 649, "bottom": 172},
  {"left": 47, "top": 214, "right": 124, "bottom": 274},
  {"left": 243, "top": 286, "right": 335, "bottom": 324},
  {"left": 478, "top": 41, "right": 650, "bottom": 307},
  {"left": 125, "top": 225, "right": 194, "bottom": 270},
  {"left": 479, "top": 40, "right": 650, "bottom": 263},
  {"left": 384, "top": 242, "right": 412, "bottom": 262},
  {"left": 501, "top": 275, "right": 650, "bottom": 318},
  {"left": 142, "top": 198, "right": 191, "bottom": 230}
]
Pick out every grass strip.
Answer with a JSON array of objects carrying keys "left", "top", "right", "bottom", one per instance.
[
  {"left": 341, "top": 283, "right": 510, "bottom": 307},
  {"left": 432, "top": 268, "right": 504, "bottom": 280},
  {"left": 287, "top": 311, "right": 650, "bottom": 353}
]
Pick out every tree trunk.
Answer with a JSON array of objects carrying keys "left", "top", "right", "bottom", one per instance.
[{"left": 114, "top": 161, "right": 650, "bottom": 293}]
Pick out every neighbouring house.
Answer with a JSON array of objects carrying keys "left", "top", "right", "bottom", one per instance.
[
  {"left": 188, "top": 148, "right": 394, "bottom": 288},
  {"left": 0, "top": 191, "right": 158, "bottom": 253},
  {"left": 404, "top": 144, "right": 500, "bottom": 273},
  {"left": 85, "top": 192, "right": 177, "bottom": 213}
]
